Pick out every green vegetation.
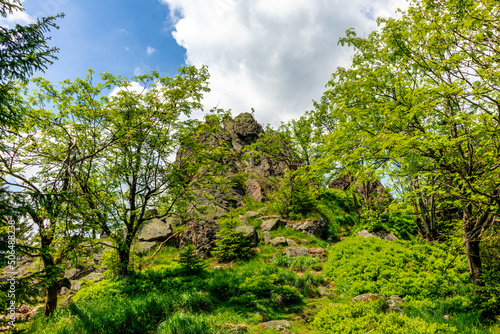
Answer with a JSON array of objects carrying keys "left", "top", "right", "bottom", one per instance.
[
  {"left": 1, "top": 0, "right": 499, "bottom": 333},
  {"left": 27, "top": 257, "right": 321, "bottom": 333},
  {"left": 212, "top": 231, "right": 252, "bottom": 263}
]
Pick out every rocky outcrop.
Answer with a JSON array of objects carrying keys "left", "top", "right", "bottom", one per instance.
[
  {"left": 286, "top": 217, "right": 327, "bottom": 239},
  {"left": 181, "top": 113, "right": 298, "bottom": 218},
  {"left": 138, "top": 219, "right": 172, "bottom": 242}
]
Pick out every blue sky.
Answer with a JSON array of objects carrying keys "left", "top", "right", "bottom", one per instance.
[
  {"left": 2, "top": 0, "right": 407, "bottom": 126},
  {"left": 21, "top": 0, "right": 186, "bottom": 81}
]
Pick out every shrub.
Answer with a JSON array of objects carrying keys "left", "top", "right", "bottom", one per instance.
[
  {"left": 324, "top": 236, "right": 471, "bottom": 299},
  {"left": 176, "top": 245, "right": 206, "bottom": 276},
  {"left": 271, "top": 169, "right": 318, "bottom": 220},
  {"left": 212, "top": 231, "right": 252, "bottom": 262},
  {"left": 272, "top": 285, "right": 303, "bottom": 307},
  {"left": 272, "top": 254, "right": 320, "bottom": 272},
  {"left": 313, "top": 300, "right": 457, "bottom": 333}
]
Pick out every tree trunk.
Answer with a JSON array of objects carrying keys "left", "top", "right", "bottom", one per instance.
[
  {"left": 464, "top": 237, "right": 483, "bottom": 286},
  {"left": 118, "top": 247, "right": 130, "bottom": 276},
  {"left": 41, "top": 251, "right": 58, "bottom": 317},
  {"left": 463, "top": 204, "right": 486, "bottom": 287},
  {"left": 411, "top": 200, "right": 425, "bottom": 239},
  {"left": 44, "top": 281, "right": 58, "bottom": 317}
]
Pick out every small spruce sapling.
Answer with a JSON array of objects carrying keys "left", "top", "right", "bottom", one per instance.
[{"left": 176, "top": 245, "right": 206, "bottom": 275}]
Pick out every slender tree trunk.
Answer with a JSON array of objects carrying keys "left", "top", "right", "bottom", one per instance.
[
  {"left": 463, "top": 204, "right": 485, "bottom": 287},
  {"left": 464, "top": 236, "right": 483, "bottom": 286},
  {"left": 411, "top": 200, "right": 425, "bottom": 239},
  {"left": 418, "top": 198, "right": 437, "bottom": 242},
  {"left": 41, "top": 251, "right": 58, "bottom": 317},
  {"left": 118, "top": 247, "right": 130, "bottom": 276},
  {"left": 44, "top": 282, "right": 58, "bottom": 317}
]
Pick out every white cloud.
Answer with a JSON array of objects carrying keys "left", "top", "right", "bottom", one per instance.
[
  {"left": 159, "top": 0, "right": 408, "bottom": 126},
  {"left": 0, "top": 3, "right": 35, "bottom": 28},
  {"left": 109, "top": 82, "right": 148, "bottom": 98},
  {"left": 147, "top": 46, "right": 156, "bottom": 56},
  {"left": 134, "top": 65, "right": 151, "bottom": 76}
]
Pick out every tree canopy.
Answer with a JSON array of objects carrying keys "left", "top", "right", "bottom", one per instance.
[{"left": 312, "top": 0, "right": 500, "bottom": 285}]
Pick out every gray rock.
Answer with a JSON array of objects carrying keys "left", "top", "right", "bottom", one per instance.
[
  {"left": 58, "top": 299, "right": 73, "bottom": 308},
  {"left": 286, "top": 239, "right": 297, "bottom": 246},
  {"left": 270, "top": 237, "right": 287, "bottom": 246},
  {"left": 64, "top": 268, "right": 80, "bottom": 280},
  {"left": 387, "top": 295, "right": 404, "bottom": 315},
  {"left": 138, "top": 219, "right": 172, "bottom": 242},
  {"left": 375, "top": 230, "right": 399, "bottom": 241},
  {"left": 70, "top": 280, "right": 82, "bottom": 291},
  {"left": 284, "top": 246, "right": 309, "bottom": 257},
  {"left": 308, "top": 247, "right": 327, "bottom": 258},
  {"left": 261, "top": 218, "right": 286, "bottom": 231},
  {"left": 263, "top": 231, "right": 271, "bottom": 244},
  {"left": 262, "top": 320, "right": 291, "bottom": 330},
  {"left": 351, "top": 293, "right": 387, "bottom": 303},
  {"left": 81, "top": 272, "right": 103, "bottom": 284},
  {"left": 286, "top": 217, "right": 327, "bottom": 239},
  {"left": 228, "top": 323, "right": 248, "bottom": 333},
  {"left": 234, "top": 225, "right": 259, "bottom": 247},
  {"left": 244, "top": 211, "right": 261, "bottom": 219},
  {"left": 179, "top": 219, "right": 219, "bottom": 258},
  {"left": 134, "top": 241, "right": 157, "bottom": 254},
  {"left": 164, "top": 217, "right": 182, "bottom": 228},
  {"left": 259, "top": 215, "right": 281, "bottom": 220},
  {"left": 64, "top": 265, "right": 95, "bottom": 280},
  {"left": 356, "top": 229, "right": 399, "bottom": 241},
  {"left": 318, "top": 286, "right": 332, "bottom": 297},
  {"left": 356, "top": 230, "right": 377, "bottom": 238}
]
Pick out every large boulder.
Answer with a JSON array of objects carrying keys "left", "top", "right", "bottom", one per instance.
[
  {"left": 180, "top": 219, "right": 219, "bottom": 258},
  {"left": 234, "top": 226, "right": 259, "bottom": 247},
  {"left": 286, "top": 217, "right": 327, "bottom": 239},
  {"left": 270, "top": 237, "right": 287, "bottom": 246},
  {"left": 284, "top": 246, "right": 309, "bottom": 257},
  {"left": 260, "top": 218, "right": 286, "bottom": 231},
  {"left": 133, "top": 241, "right": 158, "bottom": 255},
  {"left": 138, "top": 219, "right": 172, "bottom": 242}
]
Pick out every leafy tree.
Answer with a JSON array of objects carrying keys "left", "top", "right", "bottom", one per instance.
[
  {"left": 74, "top": 67, "right": 216, "bottom": 276},
  {"left": 313, "top": 0, "right": 500, "bottom": 286},
  {"left": 0, "top": 71, "right": 127, "bottom": 316}
]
